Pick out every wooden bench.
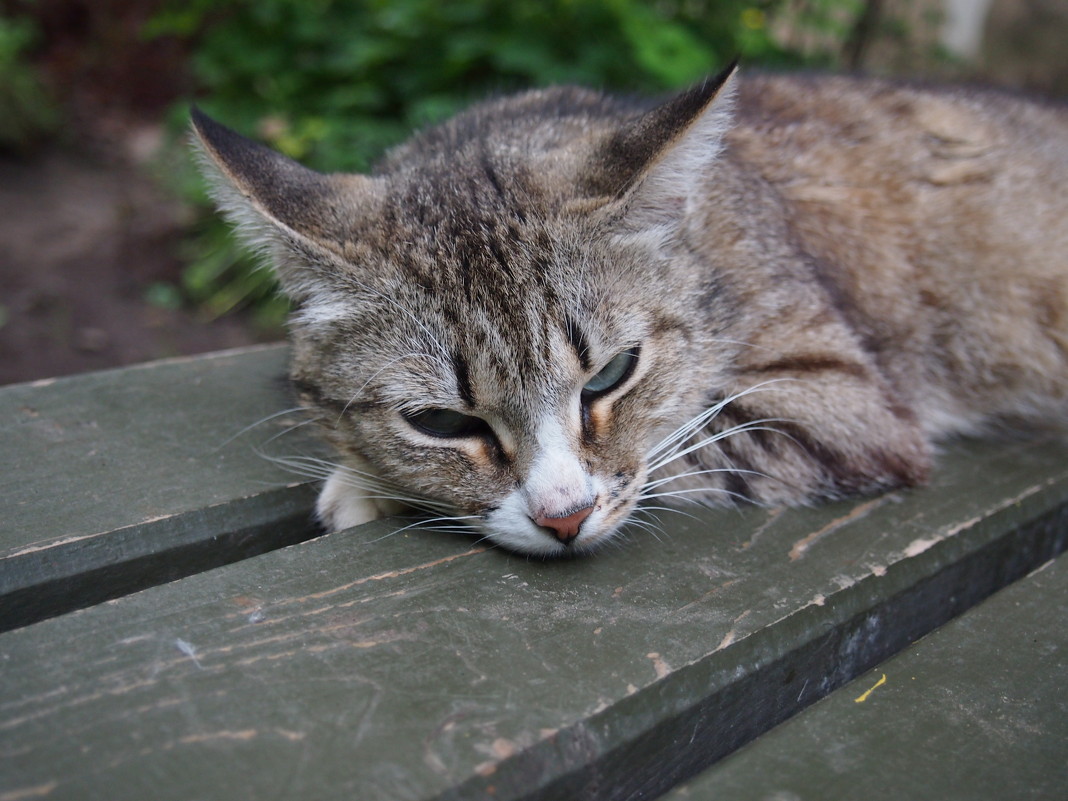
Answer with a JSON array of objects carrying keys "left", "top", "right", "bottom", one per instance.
[{"left": 2, "top": 344, "right": 1066, "bottom": 800}]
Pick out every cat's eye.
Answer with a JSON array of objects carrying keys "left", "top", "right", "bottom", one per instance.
[
  {"left": 582, "top": 347, "right": 639, "bottom": 398},
  {"left": 403, "top": 407, "right": 488, "bottom": 438}
]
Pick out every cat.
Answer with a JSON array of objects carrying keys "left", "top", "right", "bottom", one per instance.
[{"left": 192, "top": 63, "right": 1068, "bottom": 557}]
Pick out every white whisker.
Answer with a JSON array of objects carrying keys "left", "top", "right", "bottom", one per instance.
[
  {"left": 643, "top": 486, "right": 754, "bottom": 505},
  {"left": 646, "top": 378, "right": 796, "bottom": 463},
  {"left": 640, "top": 466, "right": 768, "bottom": 492},
  {"left": 259, "top": 452, "right": 459, "bottom": 517},
  {"left": 647, "top": 419, "right": 791, "bottom": 474},
  {"left": 215, "top": 406, "right": 315, "bottom": 450}
]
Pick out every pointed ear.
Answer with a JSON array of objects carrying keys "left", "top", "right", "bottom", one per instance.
[
  {"left": 589, "top": 62, "right": 738, "bottom": 226},
  {"left": 190, "top": 107, "right": 380, "bottom": 302}
]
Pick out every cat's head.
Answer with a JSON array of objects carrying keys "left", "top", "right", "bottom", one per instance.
[{"left": 192, "top": 64, "right": 737, "bottom": 555}]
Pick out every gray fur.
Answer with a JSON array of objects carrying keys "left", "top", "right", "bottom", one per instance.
[{"left": 191, "top": 65, "right": 1068, "bottom": 556}]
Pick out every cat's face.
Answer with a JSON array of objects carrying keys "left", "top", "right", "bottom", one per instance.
[
  {"left": 289, "top": 205, "right": 698, "bottom": 554},
  {"left": 191, "top": 65, "right": 737, "bottom": 554}
]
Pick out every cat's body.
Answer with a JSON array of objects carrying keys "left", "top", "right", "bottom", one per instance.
[{"left": 193, "top": 66, "right": 1068, "bottom": 556}]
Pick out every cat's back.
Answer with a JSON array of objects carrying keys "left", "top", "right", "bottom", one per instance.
[
  {"left": 726, "top": 72, "right": 1068, "bottom": 245},
  {"left": 720, "top": 73, "right": 1068, "bottom": 429}
]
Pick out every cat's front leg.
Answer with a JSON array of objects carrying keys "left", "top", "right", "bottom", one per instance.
[
  {"left": 315, "top": 462, "right": 407, "bottom": 533},
  {"left": 709, "top": 370, "right": 933, "bottom": 505},
  {"left": 657, "top": 356, "right": 934, "bottom": 508}
]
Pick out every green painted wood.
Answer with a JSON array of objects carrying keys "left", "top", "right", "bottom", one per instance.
[
  {"left": 0, "top": 344, "right": 324, "bottom": 631},
  {"left": 1, "top": 432, "right": 1065, "bottom": 800},
  {"left": 664, "top": 553, "right": 1068, "bottom": 801}
]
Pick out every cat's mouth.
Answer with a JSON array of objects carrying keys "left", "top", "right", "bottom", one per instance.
[{"left": 479, "top": 481, "right": 640, "bottom": 557}]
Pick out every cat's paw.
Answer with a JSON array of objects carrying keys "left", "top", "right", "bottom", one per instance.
[{"left": 316, "top": 468, "right": 403, "bottom": 533}]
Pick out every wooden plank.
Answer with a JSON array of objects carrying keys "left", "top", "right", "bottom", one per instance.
[
  {"left": 664, "top": 553, "right": 1068, "bottom": 801},
  {"left": 1, "top": 435, "right": 1065, "bottom": 800},
  {"left": 0, "top": 344, "right": 323, "bottom": 631}
]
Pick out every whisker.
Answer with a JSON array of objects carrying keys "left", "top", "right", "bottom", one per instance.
[
  {"left": 642, "top": 486, "right": 755, "bottom": 505},
  {"left": 354, "top": 513, "right": 482, "bottom": 545},
  {"left": 646, "top": 378, "right": 797, "bottom": 462},
  {"left": 259, "top": 452, "right": 459, "bottom": 516},
  {"left": 633, "top": 503, "right": 703, "bottom": 523},
  {"left": 215, "top": 407, "right": 315, "bottom": 451},
  {"left": 254, "top": 416, "right": 323, "bottom": 449},
  {"left": 647, "top": 419, "right": 792, "bottom": 474},
  {"left": 624, "top": 516, "right": 666, "bottom": 543},
  {"left": 640, "top": 466, "right": 768, "bottom": 492}
]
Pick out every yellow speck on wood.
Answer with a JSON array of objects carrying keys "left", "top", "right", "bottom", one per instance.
[{"left": 855, "top": 673, "right": 887, "bottom": 703}]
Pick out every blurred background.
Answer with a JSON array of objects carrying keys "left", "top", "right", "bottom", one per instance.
[{"left": 1, "top": 0, "right": 1065, "bottom": 385}]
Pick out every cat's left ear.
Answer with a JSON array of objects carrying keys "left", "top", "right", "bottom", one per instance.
[
  {"left": 591, "top": 61, "right": 738, "bottom": 225},
  {"left": 190, "top": 107, "right": 383, "bottom": 304}
]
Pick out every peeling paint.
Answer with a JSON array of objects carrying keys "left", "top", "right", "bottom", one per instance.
[
  {"left": 715, "top": 610, "right": 752, "bottom": 651},
  {"left": 179, "top": 730, "right": 258, "bottom": 744},
  {"left": 306, "top": 547, "right": 487, "bottom": 601},
  {"left": 789, "top": 498, "right": 887, "bottom": 561},
  {"left": 0, "top": 781, "right": 58, "bottom": 800},
  {"left": 904, "top": 536, "right": 940, "bottom": 557},
  {"left": 646, "top": 652, "right": 671, "bottom": 679}
]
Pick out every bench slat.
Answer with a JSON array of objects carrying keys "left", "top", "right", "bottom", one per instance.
[
  {"left": 1, "top": 415, "right": 1065, "bottom": 800},
  {"left": 0, "top": 345, "right": 322, "bottom": 631},
  {"left": 663, "top": 552, "right": 1068, "bottom": 800}
]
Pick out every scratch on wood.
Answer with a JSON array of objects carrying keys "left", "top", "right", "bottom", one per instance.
[
  {"left": 4, "top": 508, "right": 178, "bottom": 558},
  {"left": 673, "top": 578, "right": 742, "bottom": 615},
  {"left": 5, "top": 532, "right": 102, "bottom": 558},
  {"left": 174, "top": 638, "right": 204, "bottom": 669},
  {"left": 903, "top": 510, "right": 988, "bottom": 558},
  {"left": 179, "top": 730, "right": 258, "bottom": 744},
  {"left": 789, "top": 497, "right": 887, "bottom": 561},
  {"left": 275, "top": 728, "right": 306, "bottom": 742},
  {"left": 306, "top": 547, "right": 487, "bottom": 601},
  {"left": 0, "top": 782, "right": 58, "bottom": 801},
  {"left": 739, "top": 508, "right": 784, "bottom": 551}
]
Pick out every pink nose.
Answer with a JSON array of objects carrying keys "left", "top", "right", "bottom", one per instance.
[{"left": 534, "top": 505, "right": 595, "bottom": 544}]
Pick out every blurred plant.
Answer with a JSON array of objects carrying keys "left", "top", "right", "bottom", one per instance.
[
  {"left": 0, "top": 11, "right": 57, "bottom": 151},
  {"left": 151, "top": 0, "right": 867, "bottom": 324}
]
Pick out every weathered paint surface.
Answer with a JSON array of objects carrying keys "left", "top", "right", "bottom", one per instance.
[
  {"left": 0, "top": 348, "right": 1066, "bottom": 800},
  {"left": 666, "top": 554, "right": 1068, "bottom": 801},
  {"left": 0, "top": 345, "right": 322, "bottom": 628}
]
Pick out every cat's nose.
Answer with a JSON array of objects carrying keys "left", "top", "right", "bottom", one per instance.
[{"left": 534, "top": 505, "right": 595, "bottom": 544}]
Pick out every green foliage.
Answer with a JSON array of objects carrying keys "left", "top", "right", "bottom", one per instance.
[
  {"left": 0, "top": 12, "right": 57, "bottom": 151},
  {"left": 154, "top": 0, "right": 861, "bottom": 323}
]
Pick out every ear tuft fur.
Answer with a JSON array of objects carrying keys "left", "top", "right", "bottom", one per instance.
[
  {"left": 189, "top": 107, "right": 380, "bottom": 305},
  {"left": 591, "top": 62, "right": 739, "bottom": 228}
]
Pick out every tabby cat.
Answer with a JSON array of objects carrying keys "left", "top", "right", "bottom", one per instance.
[{"left": 192, "top": 64, "right": 1068, "bottom": 556}]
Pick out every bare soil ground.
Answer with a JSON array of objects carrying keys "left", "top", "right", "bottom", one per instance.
[{"left": 0, "top": 148, "right": 278, "bottom": 386}]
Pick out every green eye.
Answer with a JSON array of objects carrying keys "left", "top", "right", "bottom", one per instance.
[
  {"left": 582, "top": 347, "right": 639, "bottom": 397},
  {"left": 403, "top": 408, "right": 488, "bottom": 438}
]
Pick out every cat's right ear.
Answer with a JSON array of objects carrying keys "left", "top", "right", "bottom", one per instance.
[
  {"left": 582, "top": 62, "right": 738, "bottom": 228},
  {"left": 190, "top": 107, "right": 382, "bottom": 303}
]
